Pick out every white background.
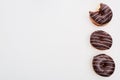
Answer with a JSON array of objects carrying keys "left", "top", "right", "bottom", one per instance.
[{"left": 0, "top": 0, "right": 120, "bottom": 80}]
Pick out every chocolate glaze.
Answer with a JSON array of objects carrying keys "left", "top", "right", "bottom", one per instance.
[
  {"left": 89, "top": 3, "right": 113, "bottom": 26},
  {"left": 90, "top": 30, "right": 112, "bottom": 50},
  {"left": 93, "top": 54, "right": 115, "bottom": 77}
]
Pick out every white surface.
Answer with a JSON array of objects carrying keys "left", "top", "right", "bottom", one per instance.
[{"left": 0, "top": 0, "right": 120, "bottom": 80}]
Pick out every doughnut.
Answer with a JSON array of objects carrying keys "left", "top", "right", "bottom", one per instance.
[
  {"left": 92, "top": 54, "right": 115, "bottom": 77},
  {"left": 90, "top": 30, "right": 112, "bottom": 50},
  {"left": 89, "top": 3, "right": 113, "bottom": 26}
]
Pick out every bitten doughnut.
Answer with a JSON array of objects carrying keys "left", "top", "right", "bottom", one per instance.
[
  {"left": 89, "top": 3, "right": 113, "bottom": 26},
  {"left": 92, "top": 54, "right": 115, "bottom": 77},
  {"left": 90, "top": 30, "right": 112, "bottom": 50}
]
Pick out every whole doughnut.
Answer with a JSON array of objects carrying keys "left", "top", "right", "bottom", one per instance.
[
  {"left": 90, "top": 30, "right": 112, "bottom": 50},
  {"left": 89, "top": 3, "right": 113, "bottom": 26},
  {"left": 92, "top": 54, "right": 115, "bottom": 77}
]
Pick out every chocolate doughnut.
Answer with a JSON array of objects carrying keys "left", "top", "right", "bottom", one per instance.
[
  {"left": 89, "top": 3, "right": 113, "bottom": 26},
  {"left": 92, "top": 54, "right": 115, "bottom": 77},
  {"left": 90, "top": 30, "right": 112, "bottom": 50}
]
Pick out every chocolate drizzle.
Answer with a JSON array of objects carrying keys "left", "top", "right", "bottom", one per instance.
[
  {"left": 89, "top": 3, "right": 113, "bottom": 26},
  {"left": 90, "top": 30, "right": 112, "bottom": 50},
  {"left": 93, "top": 54, "right": 115, "bottom": 77}
]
